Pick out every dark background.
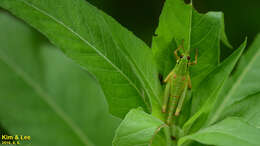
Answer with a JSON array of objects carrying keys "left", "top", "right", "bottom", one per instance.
[{"left": 88, "top": 0, "right": 260, "bottom": 49}]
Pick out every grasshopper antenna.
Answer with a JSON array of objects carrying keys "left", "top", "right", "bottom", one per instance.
[{"left": 174, "top": 40, "right": 184, "bottom": 59}]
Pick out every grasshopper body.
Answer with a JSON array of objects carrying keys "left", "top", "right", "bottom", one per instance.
[{"left": 162, "top": 43, "right": 197, "bottom": 125}]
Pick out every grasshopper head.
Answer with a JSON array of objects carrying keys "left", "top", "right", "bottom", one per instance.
[
  {"left": 174, "top": 52, "right": 191, "bottom": 75},
  {"left": 176, "top": 51, "right": 191, "bottom": 65},
  {"left": 175, "top": 47, "right": 197, "bottom": 66},
  {"left": 174, "top": 40, "right": 198, "bottom": 66},
  {"left": 179, "top": 54, "right": 191, "bottom": 61}
]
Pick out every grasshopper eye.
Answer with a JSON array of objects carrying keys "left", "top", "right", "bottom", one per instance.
[
  {"left": 180, "top": 55, "right": 183, "bottom": 58},
  {"left": 187, "top": 56, "right": 191, "bottom": 60}
]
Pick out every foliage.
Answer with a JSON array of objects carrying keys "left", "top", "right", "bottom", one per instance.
[
  {"left": 0, "top": 0, "right": 259, "bottom": 145},
  {"left": 0, "top": 13, "right": 119, "bottom": 146}
]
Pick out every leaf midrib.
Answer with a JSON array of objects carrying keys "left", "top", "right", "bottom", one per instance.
[
  {"left": 20, "top": 0, "right": 148, "bottom": 105},
  {"left": 100, "top": 16, "right": 157, "bottom": 107},
  {"left": 0, "top": 51, "right": 94, "bottom": 146},
  {"left": 187, "top": 2, "right": 193, "bottom": 51},
  {"left": 189, "top": 128, "right": 258, "bottom": 146},
  {"left": 209, "top": 47, "right": 260, "bottom": 125}
]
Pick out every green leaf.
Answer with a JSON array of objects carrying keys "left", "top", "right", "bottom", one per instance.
[
  {"left": 0, "top": 0, "right": 162, "bottom": 119},
  {"left": 220, "top": 14, "right": 232, "bottom": 49},
  {"left": 0, "top": 13, "right": 120, "bottom": 146},
  {"left": 152, "top": 0, "right": 230, "bottom": 88},
  {"left": 179, "top": 117, "right": 260, "bottom": 146},
  {"left": 207, "top": 34, "right": 260, "bottom": 125},
  {"left": 113, "top": 108, "right": 167, "bottom": 146},
  {"left": 219, "top": 92, "right": 260, "bottom": 128},
  {"left": 183, "top": 40, "right": 246, "bottom": 133}
]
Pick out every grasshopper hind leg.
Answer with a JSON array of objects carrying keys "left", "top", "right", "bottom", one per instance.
[
  {"left": 162, "top": 82, "right": 171, "bottom": 113},
  {"left": 166, "top": 95, "right": 179, "bottom": 125},
  {"left": 175, "top": 83, "right": 188, "bottom": 116}
]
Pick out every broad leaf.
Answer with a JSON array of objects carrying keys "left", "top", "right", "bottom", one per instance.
[
  {"left": 152, "top": 0, "right": 231, "bottom": 88},
  {"left": 113, "top": 108, "right": 167, "bottom": 146},
  {"left": 179, "top": 117, "right": 260, "bottom": 146},
  {"left": 0, "top": 13, "right": 119, "bottom": 146},
  {"left": 0, "top": 0, "right": 162, "bottom": 119},
  {"left": 183, "top": 40, "right": 246, "bottom": 133},
  {"left": 207, "top": 34, "right": 260, "bottom": 126},
  {"left": 207, "top": 34, "right": 260, "bottom": 125},
  {"left": 219, "top": 92, "right": 260, "bottom": 128}
]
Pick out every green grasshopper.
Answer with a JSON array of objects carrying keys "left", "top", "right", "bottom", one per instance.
[
  {"left": 150, "top": 42, "right": 198, "bottom": 145},
  {"left": 162, "top": 42, "right": 198, "bottom": 125}
]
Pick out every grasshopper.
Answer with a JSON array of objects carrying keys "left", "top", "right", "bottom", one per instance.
[
  {"left": 162, "top": 42, "right": 198, "bottom": 125},
  {"left": 149, "top": 42, "right": 198, "bottom": 145}
]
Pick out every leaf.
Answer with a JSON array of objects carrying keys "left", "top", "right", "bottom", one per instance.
[
  {"left": 220, "top": 14, "right": 232, "bottom": 49},
  {"left": 207, "top": 34, "right": 260, "bottom": 125},
  {"left": 0, "top": 0, "right": 162, "bottom": 119},
  {"left": 152, "top": 0, "right": 231, "bottom": 88},
  {"left": 0, "top": 13, "right": 120, "bottom": 146},
  {"left": 183, "top": 40, "right": 246, "bottom": 133},
  {"left": 207, "top": 34, "right": 260, "bottom": 126},
  {"left": 112, "top": 108, "right": 167, "bottom": 146},
  {"left": 179, "top": 117, "right": 260, "bottom": 146},
  {"left": 219, "top": 92, "right": 260, "bottom": 128}
]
